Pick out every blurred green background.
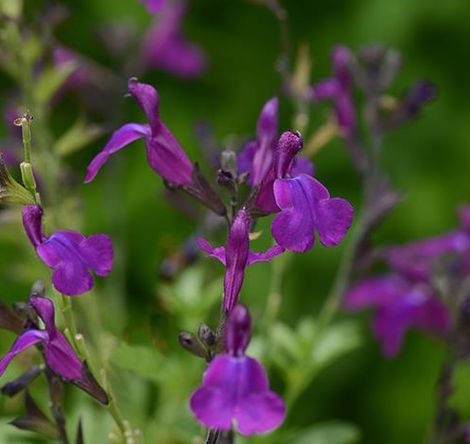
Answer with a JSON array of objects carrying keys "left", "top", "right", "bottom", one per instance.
[{"left": 1, "top": 0, "right": 470, "bottom": 443}]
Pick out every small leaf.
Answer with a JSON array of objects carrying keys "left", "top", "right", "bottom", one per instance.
[
  {"left": 291, "top": 421, "right": 360, "bottom": 444},
  {"left": 54, "top": 115, "right": 104, "bottom": 157},
  {"left": 311, "top": 321, "right": 362, "bottom": 371},
  {"left": 34, "top": 63, "right": 77, "bottom": 105}
]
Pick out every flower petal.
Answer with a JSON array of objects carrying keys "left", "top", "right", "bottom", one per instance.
[
  {"left": 79, "top": 234, "right": 113, "bottom": 276},
  {"left": 140, "top": 0, "right": 165, "bottom": 13},
  {"left": 0, "top": 330, "right": 48, "bottom": 376},
  {"left": 51, "top": 259, "right": 93, "bottom": 296},
  {"left": 22, "top": 205, "right": 45, "bottom": 248},
  {"left": 84, "top": 123, "right": 150, "bottom": 183},
  {"left": 190, "top": 386, "right": 232, "bottom": 431},
  {"left": 236, "top": 391, "right": 286, "bottom": 436},
  {"left": 45, "top": 332, "right": 83, "bottom": 381},
  {"left": 128, "top": 79, "right": 161, "bottom": 132},
  {"left": 316, "top": 196, "right": 354, "bottom": 247},
  {"left": 197, "top": 237, "right": 226, "bottom": 265},
  {"left": 247, "top": 244, "right": 285, "bottom": 265},
  {"left": 29, "top": 296, "right": 55, "bottom": 333},
  {"left": 291, "top": 156, "right": 315, "bottom": 177}
]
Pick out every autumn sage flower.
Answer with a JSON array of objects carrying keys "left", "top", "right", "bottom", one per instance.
[
  {"left": 142, "top": 0, "right": 207, "bottom": 79},
  {"left": 190, "top": 305, "right": 285, "bottom": 435},
  {"left": 140, "top": 0, "right": 165, "bottom": 13},
  {"left": 310, "top": 46, "right": 356, "bottom": 138},
  {"left": 0, "top": 296, "right": 108, "bottom": 403},
  {"left": 238, "top": 97, "right": 314, "bottom": 186},
  {"left": 22, "top": 205, "right": 113, "bottom": 296},
  {"left": 344, "top": 275, "right": 449, "bottom": 357},
  {"left": 199, "top": 208, "right": 284, "bottom": 312},
  {"left": 255, "top": 131, "right": 354, "bottom": 253},
  {"left": 85, "top": 79, "right": 194, "bottom": 185}
]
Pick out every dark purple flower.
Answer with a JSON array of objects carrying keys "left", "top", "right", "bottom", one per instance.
[
  {"left": 53, "top": 45, "right": 89, "bottom": 91},
  {"left": 256, "top": 131, "right": 354, "bottom": 253},
  {"left": 238, "top": 97, "right": 314, "bottom": 187},
  {"left": 344, "top": 275, "right": 449, "bottom": 356},
  {"left": 199, "top": 208, "right": 284, "bottom": 312},
  {"left": 85, "top": 79, "right": 194, "bottom": 185},
  {"left": 142, "top": 1, "right": 207, "bottom": 79},
  {"left": 22, "top": 205, "right": 113, "bottom": 296},
  {"left": 0, "top": 296, "right": 81, "bottom": 381},
  {"left": 140, "top": 0, "right": 165, "bottom": 13},
  {"left": 190, "top": 305, "right": 285, "bottom": 435},
  {"left": 311, "top": 46, "right": 356, "bottom": 138}
]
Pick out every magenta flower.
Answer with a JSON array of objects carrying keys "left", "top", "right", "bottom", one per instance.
[
  {"left": 140, "top": 0, "right": 165, "bottom": 13},
  {"left": 85, "top": 79, "right": 194, "bottom": 185},
  {"left": 142, "top": 1, "right": 207, "bottom": 79},
  {"left": 344, "top": 275, "right": 449, "bottom": 356},
  {"left": 311, "top": 46, "right": 356, "bottom": 138},
  {"left": 0, "top": 297, "right": 82, "bottom": 379},
  {"left": 238, "top": 97, "right": 314, "bottom": 186},
  {"left": 0, "top": 296, "right": 108, "bottom": 403},
  {"left": 199, "top": 208, "right": 284, "bottom": 312},
  {"left": 190, "top": 305, "right": 285, "bottom": 435},
  {"left": 256, "top": 131, "right": 354, "bottom": 253},
  {"left": 22, "top": 205, "right": 113, "bottom": 296},
  {"left": 53, "top": 45, "right": 89, "bottom": 91}
]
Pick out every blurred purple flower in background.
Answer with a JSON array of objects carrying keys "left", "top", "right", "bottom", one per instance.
[
  {"left": 199, "top": 208, "right": 284, "bottom": 312},
  {"left": 22, "top": 205, "right": 113, "bottom": 296},
  {"left": 344, "top": 275, "right": 449, "bottom": 356},
  {"left": 85, "top": 79, "right": 194, "bottom": 185},
  {"left": 142, "top": 0, "right": 207, "bottom": 79},
  {"left": 140, "top": 0, "right": 166, "bottom": 13},
  {"left": 190, "top": 305, "right": 285, "bottom": 435},
  {"left": 310, "top": 46, "right": 356, "bottom": 138}
]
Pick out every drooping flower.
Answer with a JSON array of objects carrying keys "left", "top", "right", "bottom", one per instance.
[
  {"left": 344, "top": 274, "right": 449, "bottom": 356},
  {"left": 238, "top": 97, "right": 314, "bottom": 186},
  {"left": 198, "top": 208, "right": 284, "bottom": 312},
  {"left": 0, "top": 296, "right": 108, "bottom": 403},
  {"left": 255, "top": 131, "right": 354, "bottom": 253},
  {"left": 85, "top": 79, "right": 194, "bottom": 185},
  {"left": 190, "top": 305, "right": 285, "bottom": 435},
  {"left": 142, "top": 0, "right": 207, "bottom": 79},
  {"left": 310, "top": 46, "right": 356, "bottom": 138},
  {"left": 22, "top": 205, "right": 113, "bottom": 296}
]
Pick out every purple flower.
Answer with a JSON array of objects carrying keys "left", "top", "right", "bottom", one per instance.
[
  {"left": 256, "top": 131, "right": 354, "bottom": 253},
  {"left": 0, "top": 296, "right": 108, "bottom": 403},
  {"left": 344, "top": 275, "right": 449, "bottom": 356},
  {"left": 22, "top": 205, "right": 113, "bottom": 296},
  {"left": 199, "top": 208, "right": 284, "bottom": 312},
  {"left": 311, "top": 46, "right": 356, "bottom": 138},
  {"left": 53, "top": 45, "right": 89, "bottom": 91},
  {"left": 142, "top": 1, "right": 207, "bottom": 79},
  {"left": 0, "top": 296, "right": 82, "bottom": 380},
  {"left": 190, "top": 305, "right": 285, "bottom": 435},
  {"left": 85, "top": 79, "right": 194, "bottom": 185},
  {"left": 238, "top": 97, "right": 314, "bottom": 186},
  {"left": 140, "top": 0, "right": 165, "bottom": 13}
]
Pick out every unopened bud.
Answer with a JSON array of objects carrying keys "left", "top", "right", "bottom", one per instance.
[
  {"left": 20, "top": 161, "right": 37, "bottom": 193},
  {"left": 220, "top": 150, "right": 237, "bottom": 179},
  {"left": 198, "top": 323, "right": 216, "bottom": 347},
  {"left": 178, "top": 332, "right": 208, "bottom": 359}
]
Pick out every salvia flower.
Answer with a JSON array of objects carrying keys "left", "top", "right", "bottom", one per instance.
[
  {"left": 238, "top": 97, "right": 313, "bottom": 186},
  {"left": 22, "top": 205, "right": 113, "bottom": 296},
  {"left": 142, "top": 0, "right": 207, "bottom": 79},
  {"left": 310, "top": 46, "right": 356, "bottom": 138},
  {"left": 256, "top": 131, "right": 354, "bottom": 253},
  {"left": 140, "top": 0, "right": 165, "bottom": 13},
  {"left": 199, "top": 208, "right": 284, "bottom": 312},
  {"left": 190, "top": 305, "right": 285, "bottom": 435},
  {"left": 344, "top": 275, "right": 449, "bottom": 356},
  {"left": 0, "top": 296, "right": 108, "bottom": 403},
  {"left": 85, "top": 79, "right": 194, "bottom": 185}
]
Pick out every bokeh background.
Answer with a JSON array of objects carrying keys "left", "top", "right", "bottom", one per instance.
[{"left": 1, "top": 0, "right": 470, "bottom": 443}]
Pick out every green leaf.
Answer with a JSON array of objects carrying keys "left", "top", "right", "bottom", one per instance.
[
  {"left": 291, "top": 421, "right": 360, "bottom": 444},
  {"left": 0, "top": 0, "right": 22, "bottom": 18},
  {"left": 111, "top": 341, "right": 164, "bottom": 384},
  {"left": 34, "top": 63, "right": 77, "bottom": 105},
  {"left": 54, "top": 115, "right": 104, "bottom": 157},
  {"left": 311, "top": 321, "right": 362, "bottom": 371}
]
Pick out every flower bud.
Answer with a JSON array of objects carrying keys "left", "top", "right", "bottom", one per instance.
[
  {"left": 198, "top": 323, "right": 216, "bottom": 347},
  {"left": 178, "top": 331, "right": 208, "bottom": 359}
]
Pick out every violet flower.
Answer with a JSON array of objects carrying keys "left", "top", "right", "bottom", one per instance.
[
  {"left": 22, "top": 205, "right": 113, "bottom": 296},
  {"left": 190, "top": 305, "right": 285, "bottom": 435},
  {"left": 344, "top": 275, "right": 449, "bottom": 357},
  {"left": 85, "top": 79, "right": 194, "bottom": 185},
  {"left": 199, "top": 208, "right": 284, "bottom": 312},
  {"left": 310, "top": 46, "right": 356, "bottom": 138},
  {"left": 238, "top": 97, "right": 314, "bottom": 186},
  {"left": 0, "top": 296, "right": 108, "bottom": 403},
  {"left": 256, "top": 131, "right": 354, "bottom": 253},
  {"left": 140, "top": 0, "right": 165, "bottom": 13},
  {"left": 142, "top": 0, "right": 207, "bottom": 79}
]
